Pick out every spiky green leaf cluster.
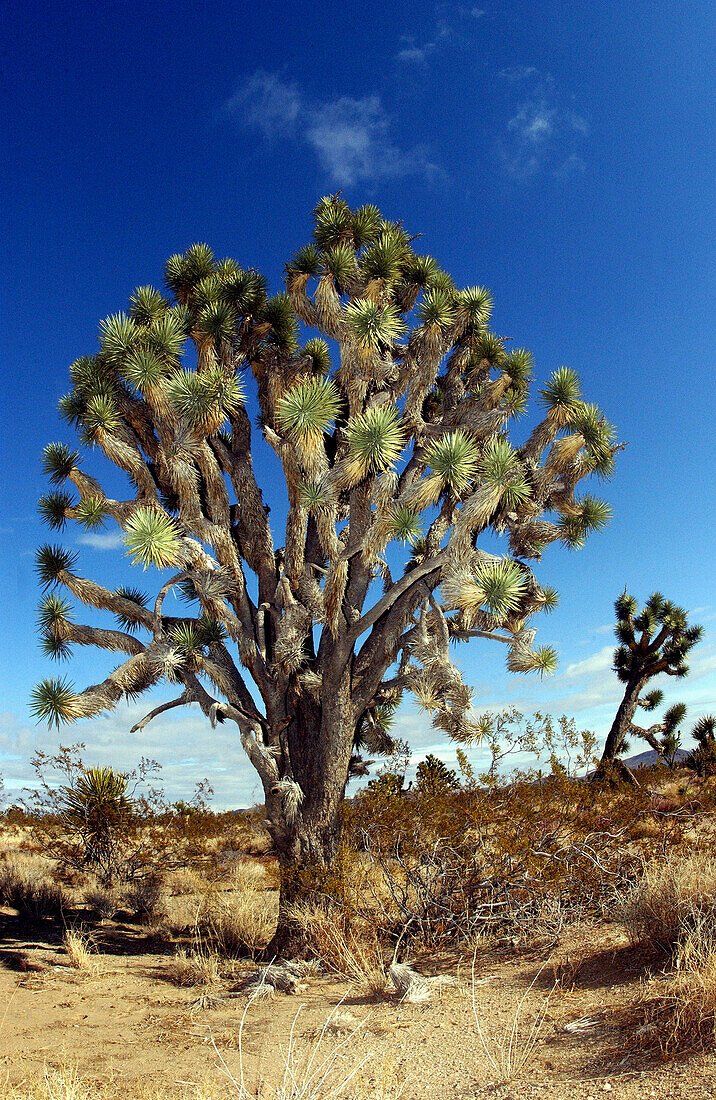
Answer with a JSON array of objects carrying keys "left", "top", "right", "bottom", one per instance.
[
  {"left": 344, "top": 406, "right": 405, "bottom": 475},
  {"left": 455, "top": 286, "right": 493, "bottom": 329},
  {"left": 474, "top": 560, "right": 528, "bottom": 616},
  {"left": 663, "top": 702, "right": 687, "bottom": 732},
  {"left": 479, "top": 438, "right": 531, "bottom": 506},
  {"left": 537, "top": 586, "right": 559, "bottom": 613},
  {"left": 168, "top": 622, "right": 203, "bottom": 664},
  {"left": 640, "top": 689, "right": 664, "bottom": 711},
  {"left": 387, "top": 505, "right": 424, "bottom": 546},
  {"left": 572, "top": 403, "right": 617, "bottom": 477},
  {"left": 123, "top": 508, "right": 182, "bottom": 570},
  {"left": 38, "top": 491, "right": 74, "bottom": 530},
  {"left": 37, "top": 594, "right": 73, "bottom": 636},
  {"left": 30, "top": 677, "right": 81, "bottom": 728},
  {"left": 424, "top": 431, "right": 479, "bottom": 492},
  {"left": 74, "top": 497, "right": 107, "bottom": 530},
  {"left": 168, "top": 366, "right": 244, "bottom": 429},
  {"left": 417, "top": 288, "right": 456, "bottom": 331},
  {"left": 539, "top": 367, "right": 582, "bottom": 424},
  {"left": 42, "top": 443, "right": 79, "bottom": 484},
  {"left": 531, "top": 646, "right": 559, "bottom": 677},
  {"left": 275, "top": 377, "right": 342, "bottom": 445},
  {"left": 301, "top": 338, "right": 332, "bottom": 375},
  {"left": 35, "top": 545, "right": 78, "bottom": 590},
  {"left": 345, "top": 300, "right": 406, "bottom": 350},
  {"left": 298, "top": 479, "right": 334, "bottom": 513}
]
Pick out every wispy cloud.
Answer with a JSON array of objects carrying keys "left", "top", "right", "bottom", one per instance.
[
  {"left": 499, "top": 65, "right": 540, "bottom": 83},
  {"left": 225, "top": 72, "right": 442, "bottom": 188},
  {"left": 77, "top": 531, "right": 125, "bottom": 550},
  {"left": 395, "top": 7, "right": 486, "bottom": 65},
  {"left": 498, "top": 67, "right": 589, "bottom": 180},
  {"left": 564, "top": 646, "right": 614, "bottom": 680}
]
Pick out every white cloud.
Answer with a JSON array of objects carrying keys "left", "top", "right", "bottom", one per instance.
[
  {"left": 498, "top": 67, "right": 588, "bottom": 180},
  {"left": 227, "top": 74, "right": 442, "bottom": 188},
  {"left": 77, "top": 531, "right": 125, "bottom": 550},
  {"left": 508, "top": 103, "right": 556, "bottom": 143},
  {"left": 594, "top": 623, "right": 614, "bottom": 635},
  {"left": 564, "top": 646, "right": 614, "bottom": 680},
  {"left": 395, "top": 9, "right": 484, "bottom": 64},
  {"left": 224, "top": 71, "right": 301, "bottom": 138}
]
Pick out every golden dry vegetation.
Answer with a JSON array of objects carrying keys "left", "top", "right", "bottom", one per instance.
[{"left": 2, "top": 763, "right": 716, "bottom": 1099}]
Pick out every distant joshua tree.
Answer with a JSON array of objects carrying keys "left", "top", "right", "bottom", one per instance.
[
  {"left": 598, "top": 591, "right": 701, "bottom": 773},
  {"left": 32, "top": 197, "right": 617, "bottom": 953},
  {"left": 686, "top": 715, "right": 716, "bottom": 777}
]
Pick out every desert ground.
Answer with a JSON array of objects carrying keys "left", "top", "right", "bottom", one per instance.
[{"left": 2, "top": 766, "right": 716, "bottom": 1099}]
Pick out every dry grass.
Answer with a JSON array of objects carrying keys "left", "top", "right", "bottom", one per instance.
[
  {"left": 0, "top": 855, "right": 69, "bottom": 919},
  {"left": 198, "top": 864, "right": 277, "bottom": 957},
  {"left": 0, "top": 1066, "right": 222, "bottom": 1099},
  {"left": 167, "top": 946, "right": 222, "bottom": 987},
  {"left": 470, "top": 957, "right": 553, "bottom": 1083},
  {"left": 211, "top": 989, "right": 371, "bottom": 1099},
  {"left": 615, "top": 914, "right": 716, "bottom": 1058},
  {"left": 287, "top": 902, "right": 388, "bottom": 998},
  {"left": 613, "top": 851, "right": 716, "bottom": 1059},
  {"left": 617, "top": 851, "right": 716, "bottom": 956},
  {"left": 62, "top": 929, "right": 103, "bottom": 976}
]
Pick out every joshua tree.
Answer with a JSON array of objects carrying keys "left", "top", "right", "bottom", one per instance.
[
  {"left": 658, "top": 704, "right": 687, "bottom": 768},
  {"left": 31, "top": 197, "right": 617, "bottom": 953},
  {"left": 686, "top": 715, "right": 716, "bottom": 777},
  {"left": 598, "top": 591, "right": 702, "bottom": 771}
]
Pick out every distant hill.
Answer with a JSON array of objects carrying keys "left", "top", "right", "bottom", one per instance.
[{"left": 623, "top": 748, "right": 689, "bottom": 769}]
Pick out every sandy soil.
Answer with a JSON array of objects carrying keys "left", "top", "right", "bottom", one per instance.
[{"left": 1, "top": 911, "right": 715, "bottom": 1099}]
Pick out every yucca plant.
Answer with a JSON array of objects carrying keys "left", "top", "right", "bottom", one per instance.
[
  {"left": 598, "top": 590, "right": 702, "bottom": 771},
  {"left": 32, "top": 198, "right": 619, "bottom": 955},
  {"left": 58, "top": 766, "right": 135, "bottom": 885}
]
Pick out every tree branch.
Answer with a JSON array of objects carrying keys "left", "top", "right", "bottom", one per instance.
[{"left": 130, "top": 692, "right": 189, "bottom": 733}]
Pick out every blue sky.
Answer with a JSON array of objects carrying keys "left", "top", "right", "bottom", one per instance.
[{"left": 1, "top": 0, "right": 714, "bottom": 806}]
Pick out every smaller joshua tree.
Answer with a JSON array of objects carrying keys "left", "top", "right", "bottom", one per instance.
[
  {"left": 686, "top": 715, "right": 716, "bottom": 777},
  {"left": 598, "top": 591, "right": 702, "bottom": 770}
]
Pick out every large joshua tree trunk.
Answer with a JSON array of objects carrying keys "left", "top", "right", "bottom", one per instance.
[{"left": 265, "top": 682, "right": 356, "bottom": 958}]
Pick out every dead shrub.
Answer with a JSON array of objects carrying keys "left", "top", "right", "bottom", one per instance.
[
  {"left": 83, "top": 885, "right": 119, "bottom": 921},
  {"left": 0, "top": 855, "right": 69, "bottom": 919},
  {"left": 123, "top": 871, "right": 166, "bottom": 921},
  {"left": 343, "top": 711, "right": 653, "bottom": 949}
]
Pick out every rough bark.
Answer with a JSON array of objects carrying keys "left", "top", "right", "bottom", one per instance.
[
  {"left": 598, "top": 675, "right": 646, "bottom": 769},
  {"left": 265, "top": 681, "right": 356, "bottom": 958}
]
